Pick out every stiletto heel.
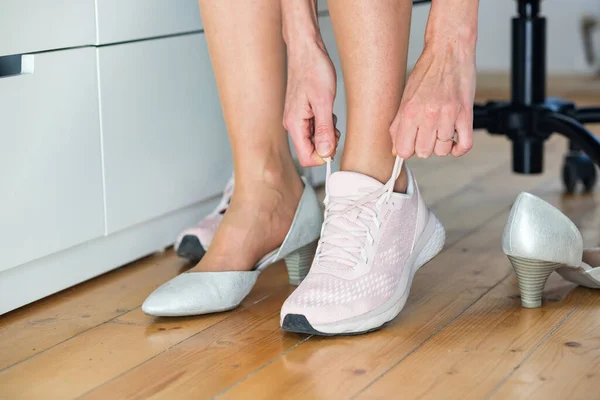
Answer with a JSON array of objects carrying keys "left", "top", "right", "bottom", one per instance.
[
  {"left": 508, "top": 256, "right": 561, "bottom": 308},
  {"left": 284, "top": 240, "right": 318, "bottom": 285}
]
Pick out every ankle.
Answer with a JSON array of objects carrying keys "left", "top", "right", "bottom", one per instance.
[
  {"left": 340, "top": 156, "right": 408, "bottom": 193},
  {"left": 234, "top": 152, "right": 303, "bottom": 201}
]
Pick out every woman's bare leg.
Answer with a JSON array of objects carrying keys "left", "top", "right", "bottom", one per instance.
[
  {"left": 194, "top": 0, "right": 303, "bottom": 272},
  {"left": 328, "top": 0, "right": 412, "bottom": 191}
]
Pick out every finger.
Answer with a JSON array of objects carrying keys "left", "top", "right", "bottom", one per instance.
[
  {"left": 416, "top": 102, "right": 445, "bottom": 158},
  {"left": 288, "top": 118, "right": 324, "bottom": 167},
  {"left": 313, "top": 100, "right": 336, "bottom": 158},
  {"left": 391, "top": 104, "right": 418, "bottom": 159},
  {"left": 433, "top": 138, "right": 453, "bottom": 157},
  {"left": 414, "top": 122, "right": 437, "bottom": 159},
  {"left": 330, "top": 127, "right": 341, "bottom": 159},
  {"left": 451, "top": 107, "right": 474, "bottom": 157},
  {"left": 434, "top": 106, "right": 457, "bottom": 157}
]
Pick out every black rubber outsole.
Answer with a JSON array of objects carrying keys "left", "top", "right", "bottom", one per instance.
[
  {"left": 281, "top": 314, "right": 388, "bottom": 337},
  {"left": 176, "top": 235, "right": 206, "bottom": 262}
]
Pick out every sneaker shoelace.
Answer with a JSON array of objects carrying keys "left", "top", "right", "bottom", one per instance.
[{"left": 317, "top": 156, "right": 405, "bottom": 269}]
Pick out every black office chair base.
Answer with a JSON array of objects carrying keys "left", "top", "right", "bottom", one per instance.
[
  {"left": 469, "top": 0, "right": 600, "bottom": 194},
  {"left": 474, "top": 97, "right": 600, "bottom": 193}
]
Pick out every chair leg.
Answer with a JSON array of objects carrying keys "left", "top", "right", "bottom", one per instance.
[
  {"left": 539, "top": 112, "right": 600, "bottom": 166},
  {"left": 540, "top": 113, "right": 599, "bottom": 192},
  {"left": 575, "top": 107, "right": 600, "bottom": 124}
]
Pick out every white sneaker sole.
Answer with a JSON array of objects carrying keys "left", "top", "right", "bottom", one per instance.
[{"left": 282, "top": 211, "right": 446, "bottom": 336}]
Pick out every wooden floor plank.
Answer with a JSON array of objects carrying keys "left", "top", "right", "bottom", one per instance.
[
  {"left": 0, "top": 264, "right": 289, "bottom": 400},
  {"left": 490, "top": 290, "right": 600, "bottom": 400},
  {"left": 80, "top": 287, "right": 303, "bottom": 400},
  {"left": 0, "top": 252, "right": 192, "bottom": 370},
  {"left": 356, "top": 277, "right": 589, "bottom": 400}
]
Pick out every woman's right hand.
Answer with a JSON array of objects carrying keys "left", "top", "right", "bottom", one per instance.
[
  {"left": 281, "top": 0, "right": 339, "bottom": 167},
  {"left": 284, "top": 40, "right": 339, "bottom": 167}
]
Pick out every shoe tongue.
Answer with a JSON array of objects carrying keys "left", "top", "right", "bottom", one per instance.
[{"left": 328, "top": 171, "right": 384, "bottom": 197}]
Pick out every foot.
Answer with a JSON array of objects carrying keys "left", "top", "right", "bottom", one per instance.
[
  {"left": 175, "top": 160, "right": 307, "bottom": 262},
  {"left": 142, "top": 169, "right": 322, "bottom": 317},
  {"left": 280, "top": 157, "right": 445, "bottom": 335},
  {"left": 189, "top": 166, "right": 304, "bottom": 273}
]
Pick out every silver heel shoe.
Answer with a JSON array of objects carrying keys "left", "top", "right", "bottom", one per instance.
[
  {"left": 284, "top": 240, "right": 318, "bottom": 285},
  {"left": 502, "top": 192, "right": 600, "bottom": 308},
  {"left": 142, "top": 178, "right": 323, "bottom": 317}
]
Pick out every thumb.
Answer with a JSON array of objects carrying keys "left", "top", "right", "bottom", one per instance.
[{"left": 313, "top": 101, "right": 336, "bottom": 158}]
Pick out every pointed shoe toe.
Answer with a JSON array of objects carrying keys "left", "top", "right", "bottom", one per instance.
[{"left": 142, "top": 271, "right": 260, "bottom": 317}]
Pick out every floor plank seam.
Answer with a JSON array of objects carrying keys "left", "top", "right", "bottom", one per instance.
[
  {"left": 350, "top": 272, "right": 512, "bottom": 400},
  {"left": 73, "top": 290, "right": 281, "bottom": 399},
  {"left": 484, "top": 303, "right": 581, "bottom": 400},
  {"left": 211, "top": 334, "right": 314, "bottom": 399}
]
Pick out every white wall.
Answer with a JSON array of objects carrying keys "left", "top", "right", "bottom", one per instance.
[{"left": 408, "top": 0, "right": 600, "bottom": 74}]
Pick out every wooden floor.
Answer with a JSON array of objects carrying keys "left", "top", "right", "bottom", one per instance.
[{"left": 2, "top": 85, "right": 600, "bottom": 400}]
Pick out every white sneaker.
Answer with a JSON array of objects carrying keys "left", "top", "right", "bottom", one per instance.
[
  {"left": 174, "top": 176, "right": 235, "bottom": 261},
  {"left": 280, "top": 157, "right": 445, "bottom": 336}
]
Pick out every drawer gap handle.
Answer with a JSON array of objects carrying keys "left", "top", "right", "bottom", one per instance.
[{"left": 0, "top": 54, "right": 34, "bottom": 79}]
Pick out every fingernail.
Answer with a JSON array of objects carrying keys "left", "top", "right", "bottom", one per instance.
[{"left": 317, "top": 142, "right": 332, "bottom": 157}]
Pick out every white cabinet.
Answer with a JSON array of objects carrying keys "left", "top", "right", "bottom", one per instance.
[
  {"left": 0, "top": 48, "right": 104, "bottom": 272},
  {"left": 96, "top": 0, "right": 203, "bottom": 45},
  {"left": 98, "top": 34, "right": 231, "bottom": 234},
  {"left": 0, "top": 0, "right": 96, "bottom": 56}
]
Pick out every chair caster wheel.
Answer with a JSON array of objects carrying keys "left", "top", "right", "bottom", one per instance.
[{"left": 562, "top": 154, "right": 597, "bottom": 194}]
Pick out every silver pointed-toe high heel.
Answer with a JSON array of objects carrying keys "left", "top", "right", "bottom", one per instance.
[
  {"left": 142, "top": 179, "right": 323, "bottom": 317},
  {"left": 503, "top": 192, "right": 600, "bottom": 308}
]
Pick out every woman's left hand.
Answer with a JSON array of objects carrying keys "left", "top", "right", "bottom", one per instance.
[{"left": 390, "top": 41, "right": 477, "bottom": 159}]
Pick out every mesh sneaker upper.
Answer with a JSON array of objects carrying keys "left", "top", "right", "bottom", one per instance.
[{"left": 281, "top": 165, "right": 423, "bottom": 325}]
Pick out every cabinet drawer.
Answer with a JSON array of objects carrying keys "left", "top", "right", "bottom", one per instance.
[
  {"left": 0, "top": 48, "right": 105, "bottom": 272},
  {"left": 0, "top": 0, "right": 96, "bottom": 56},
  {"left": 99, "top": 34, "right": 231, "bottom": 234},
  {"left": 96, "top": 0, "right": 202, "bottom": 45}
]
